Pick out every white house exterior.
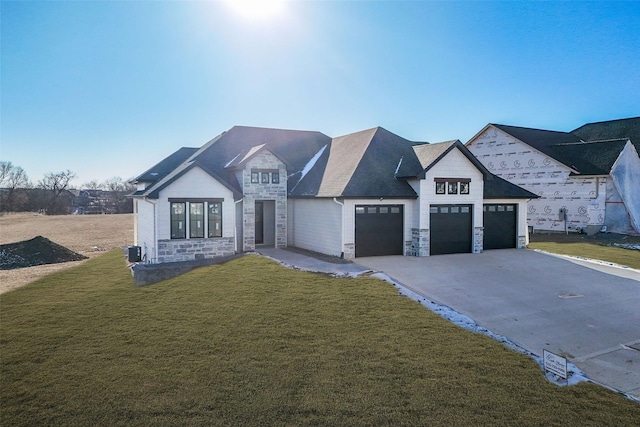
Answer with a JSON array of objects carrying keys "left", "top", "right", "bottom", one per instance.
[{"left": 131, "top": 126, "right": 537, "bottom": 264}]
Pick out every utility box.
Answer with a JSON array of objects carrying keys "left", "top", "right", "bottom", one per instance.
[{"left": 128, "top": 246, "right": 141, "bottom": 263}]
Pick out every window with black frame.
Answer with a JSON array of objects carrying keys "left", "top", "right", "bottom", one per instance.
[
  {"left": 189, "top": 202, "right": 205, "bottom": 238},
  {"left": 170, "top": 202, "right": 186, "bottom": 239},
  {"left": 208, "top": 202, "right": 222, "bottom": 237}
]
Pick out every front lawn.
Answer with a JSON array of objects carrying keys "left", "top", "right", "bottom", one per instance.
[
  {"left": 1, "top": 251, "right": 638, "bottom": 426},
  {"left": 528, "top": 233, "right": 640, "bottom": 269}
]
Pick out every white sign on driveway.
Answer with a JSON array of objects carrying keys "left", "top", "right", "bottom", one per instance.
[{"left": 543, "top": 349, "right": 567, "bottom": 379}]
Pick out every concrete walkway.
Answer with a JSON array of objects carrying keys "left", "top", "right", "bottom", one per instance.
[{"left": 256, "top": 247, "right": 370, "bottom": 276}]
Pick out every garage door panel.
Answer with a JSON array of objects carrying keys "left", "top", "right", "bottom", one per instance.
[
  {"left": 430, "top": 205, "right": 472, "bottom": 255},
  {"left": 484, "top": 204, "right": 516, "bottom": 249},
  {"left": 355, "top": 205, "right": 403, "bottom": 257}
]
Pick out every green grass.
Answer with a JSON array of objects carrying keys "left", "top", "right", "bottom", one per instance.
[
  {"left": 528, "top": 241, "right": 640, "bottom": 269},
  {"left": 2, "top": 251, "right": 639, "bottom": 426}
]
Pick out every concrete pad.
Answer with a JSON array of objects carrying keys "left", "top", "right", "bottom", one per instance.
[{"left": 355, "top": 249, "right": 640, "bottom": 399}]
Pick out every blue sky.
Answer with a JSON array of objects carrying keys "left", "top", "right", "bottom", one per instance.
[{"left": 2, "top": 0, "right": 639, "bottom": 186}]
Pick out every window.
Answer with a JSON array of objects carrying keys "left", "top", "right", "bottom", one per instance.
[
  {"left": 190, "top": 203, "right": 204, "bottom": 238},
  {"left": 460, "top": 182, "right": 470, "bottom": 194},
  {"left": 170, "top": 199, "right": 224, "bottom": 240},
  {"left": 251, "top": 172, "right": 259, "bottom": 183},
  {"left": 447, "top": 182, "right": 458, "bottom": 194},
  {"left": 208, "top": 202, "right": 222, "bottom": 238},
  {"left": 261, "top": 172, "right": 270, "bottom": 184},
  {"left": 271, "top": 172, "right": 279, "bottom": 184},
  {"left": 171, "top": 202, "right": 186, "bottom": 239},
  {"left": 435, "top": 178, "right": 471, "bottom": 195}
]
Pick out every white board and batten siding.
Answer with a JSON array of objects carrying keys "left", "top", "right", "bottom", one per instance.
[
  {"left": 469, "top": 127, "right": 607, "bottom": 232},
  {"left": 419, "top": 147, "right": 484, "bottom": 229},
  {"left": 288, "top": 198, "right": 343, "bottom": 257},
  {"left": 134, "top": 198, "right": 157, "bottom": 262},
  {"left": 156, "top": 167, "right": 236, "bottom": 240}
]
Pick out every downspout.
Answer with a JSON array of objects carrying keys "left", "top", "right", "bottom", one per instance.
[
  {"left": 333, "top": 197, "right": 345, "bottom": 258},
  {"left": 234, "top": 198, "right": 243, "bottom": 253},
  {"left": 150, "top": 198, "right": 158, "bottom": 263}
]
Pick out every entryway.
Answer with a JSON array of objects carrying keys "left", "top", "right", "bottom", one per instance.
[{"left": 255, "top": 200, "right": 275, "bottom": 246}]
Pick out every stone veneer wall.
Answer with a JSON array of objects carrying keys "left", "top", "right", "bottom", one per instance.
[
  {"left": 411, "top": 228, "right": 430, "bottom": 256},
  {"left": 343, "top": 243, "right": 355, "bottom": 260},
  {"left": 157, "top": 238, "right": 235, "bottom": 263},
  {"left": 517, "top": 235, "right": 527, "bottom": 249},
  {"left": 473, "top": 227, "right": 484, "bottom": 254},
  {"left": 241, "top": 151, "right": 288, "bottom": 252}
]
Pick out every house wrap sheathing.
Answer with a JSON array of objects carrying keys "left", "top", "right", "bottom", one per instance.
[
  {"left": 608, "top": 142, "right": 640, "bottom": 234},
  {"left": 467, "top": 120, "right": 640, "bottom": 235}
]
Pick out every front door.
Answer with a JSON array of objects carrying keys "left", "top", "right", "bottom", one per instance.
[{"left": 255, "top": 201, "right": 264, "bottom": 244}]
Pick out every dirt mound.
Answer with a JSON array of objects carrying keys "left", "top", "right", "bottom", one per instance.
[{"left": 0, "top": 236, "right": 88, "bottom": 270}]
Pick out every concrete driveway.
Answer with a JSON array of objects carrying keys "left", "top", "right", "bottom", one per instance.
[{"left": 355, "top": 249, "right": 640, "bottom": 399}]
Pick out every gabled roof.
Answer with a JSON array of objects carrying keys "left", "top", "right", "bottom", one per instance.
[
  {"left": 132, "top": 147, "right": 198, "bottom": 183},
  {"left": 224, "top": 144, "right": 280, "bottom": 169},
  {"left": 484, "top": 175, "right": 539, "bottom": 199},
  {"left": 549, "top": 139, "right": 629, "bottom": 175},
  {"left": 134, "top": 125, "right": 534, "bottom": 201},
  {"left": 291, "top": 127, "right": 422, "bottom": 198},
  {"left": 406, "top": 140, "right": 491, "bottom": 179},
  {"left": 135, "top": 126, "right": 331, "bottom": 199},
  {"left": 478, "top": 122, "right": 636, "bottom": 176},
  {"left": 571, "top": 117, "right": 640, "bottom": 153},
  {"left": 491, "top": 124, "right": 582, "bottom": 159}
]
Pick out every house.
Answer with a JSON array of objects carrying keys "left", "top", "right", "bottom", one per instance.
[
  {"left": 466, "top": 117, "right": 640, "bottom": 235},
  {"left": 131, "top": 126, "right": 537, "bottom": 264}
]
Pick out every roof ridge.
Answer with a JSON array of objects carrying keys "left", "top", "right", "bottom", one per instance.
[
  {"left": 492, "top": 123, "right": 575, "bottom": 135},
  {"left": 556, "top": 138, "right": 630, "bottom": 146}
]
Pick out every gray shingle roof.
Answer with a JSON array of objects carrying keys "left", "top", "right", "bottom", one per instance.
[
  {"left": 134, "top": 125, "right": 533, "bottom": 201},
  {"left": 132, "top": 147, "right": 198, "bottom": 183},
  {"left": 571, "top": 117, "right": 640, "bottom": 153},
  {"left": 549, "top": 139, "right": 629, "bottom": 175},
  {"left": 492, "top": 120, "right": 640, "bottom": 175},
  {"left": 484, "top": 175, "right": 539, "bottom": 199},
  {"left": 492, "top": 124, "right": 582, "bottom": 159}
]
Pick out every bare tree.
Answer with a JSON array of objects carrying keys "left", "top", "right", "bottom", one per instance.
[
  {"left": 0, "top": 161, "right": 31, "bottom": 212},
  {"left": 38, "top": 170, "right": 76, "bottom": 214},
  {"left": 83, "top": 180, "right": 103, "bottom": 190},
  {"left": 103, "top": 176, "right": 135, "bottom": 213}
]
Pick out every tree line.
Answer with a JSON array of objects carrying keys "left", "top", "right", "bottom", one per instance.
[{"left": 0, "top": 161, "right": 135, "bottom": 215}]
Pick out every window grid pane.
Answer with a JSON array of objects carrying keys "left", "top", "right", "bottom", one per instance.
[
  {"left": 190, "top": 203, "right": 204, "bottom": 238},
  {"left": 171, "top": 202, "right": 186, "bottom": 239},
  {"left": 208, "top": 202, "right": 222, "bottom": 237}
]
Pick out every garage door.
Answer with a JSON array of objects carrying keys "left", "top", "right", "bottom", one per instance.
[
  {"left": 355, "top": 205, "right": 403, "bottom": 257},
  {"left": 483, "top": 204, "right": 517, "bottom": 249},
  {"left": 430, "top": 204, "right": 472, "bottom": 255}
]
